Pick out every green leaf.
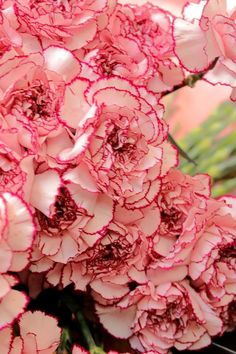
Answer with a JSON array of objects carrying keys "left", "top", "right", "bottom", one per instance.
[{"left": 176, "top": 101, "right": 236, "bottom": 197}]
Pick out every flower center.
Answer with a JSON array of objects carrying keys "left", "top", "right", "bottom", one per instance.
[
  {"left": 145, "top": 298, "right": 195, "bottom": 333},
  {"left": 107, "top": 126, "right": 128, "bottom": 150},
  {"left": 87, "top": 232, "right": 132, "bottom": 274},
  {"left": 159, "top": 204, "right": 184, "bottom": 237},
  {"left": 218, "top": 242, "right": 236, "bottom": 272},
  {"left": 37, "top": 187, "right": 82, "bottom": 235},
  {"left": 7, "top": 81, "right": 60, "bottom": 133},
  {"left": 107, "top": 125, "right": 137, "bottom": 162},
  {"left": 12, "top": 84, "right": 54, "bottom": 120},
  {"left": 94, "top": 43, "right": 124, "bottom": 76}
]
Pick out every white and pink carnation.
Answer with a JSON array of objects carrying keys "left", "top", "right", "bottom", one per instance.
[
  {"left": 89, "top": 3, "right": 184, "bottom": 93},
  {"left": 157, "top": 169, "right": 210, "bottom": 237},
  {"left": 0, "top": 51, "right": 70, "bottom": 154},
  {"left": 174, "top": 0, "right": 236, "bottom": 100},
  {"left": 46, "top": 201, "right": 160, "bottom": 299},
  {"left": 59, "top": 77, "right": 177, "bottom": 208},
  {"left": 0, "top": 46, "right": 83, "bottom": 158},
  {"left": 29, "top": 169, "right": 114, "bottom": 268},
  {"left": 187, "top": 196, "right": 236, "bottom": 329},
  {"left": 11, "top": 0, "right": 116, "bottom": 50},
  {"left": 96, "top": 281, "right": 222, "bottom": 353},
  {"left": 148, "top": 169, "right": 210, "bottom": 266},
  {"left": 128, "top": 3, "right": 184, "bottom": 93},
  {"left": 149, "top": 195, "right": 236, "bottom": 310},
  {"left": 154, "top": 196, "right": 235, "bottom": 274},
  {"left": 83, "top": 28, "right": 149, "bottom": 82}
]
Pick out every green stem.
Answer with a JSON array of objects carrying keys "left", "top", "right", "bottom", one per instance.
[
  {"left": 76, "top": 311, "right": 106, "bottom": 354},
  {"left": 57, "top": 328, "right": 70, "bottom": 354},
  {"left": 76, "top": 311, "right": 96, "bottom": 349}
]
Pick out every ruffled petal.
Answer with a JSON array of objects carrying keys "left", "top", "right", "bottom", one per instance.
[
  {"left": 19, "top": 311, "right": 61, "bottom": 351},
  {"left": 0, "top": 289, "right": 28, "bottom": 329},
  {"left": 30, "top": 170, "right": 61, "bottom": 217},
  {"left": 96, "top": 304, "right": 136, "bottom": 339}
]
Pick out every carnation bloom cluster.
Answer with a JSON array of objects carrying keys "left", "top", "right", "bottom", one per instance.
[{"left": 0, "top": 0, "right": 235, "bottom": 353}]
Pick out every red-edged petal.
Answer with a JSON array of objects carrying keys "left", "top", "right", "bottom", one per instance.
[
  {"left": 44, "top": 46, "right": 81, "bottom": 83},
  {"left": 96, "top": 303, "right": 136, "bottom": 339},
  {"left": 0, "top": 326, "right": 12, "bottom": 354},
  {"left": 63, "top": 163, "right": 98, "bottom": 193},
  {"left": 91, "top": 280, "right": 130, "bottom": 300},
  {"left": 60, "top": 78, "right": 90, "bottom": 128},
  {"left": 30, "top": 170, "right": 61, "bottom": 217},
  {"left": 204, "top": 58, "right": 236, "bottom": 87},
  {"left": 174, "top": 18, "right": 210, "bottom": 72},
  {"left": 0, "top": 289, "right": 28, "bottom": 329},
  {"left": 83, "top": 194, "right": 114, "bottom": 235},
  {"left": 19, "top": 311, "right": 61, "bottom": 351},
  {"left": 3, "top": 193, "right": 35, "bottom": 252}
]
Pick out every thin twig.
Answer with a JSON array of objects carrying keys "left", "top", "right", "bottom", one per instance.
[
  {"left": 76, "top": 311, "right": 106, "bottom": 354},
  {"left": 76, "top": 311, "right": 97, "bottom": 350},
  {"left": 212, "top": 342, "right": 236, "bottom": 354},
  {"left": 163, "top": 58, "right": 219, "bottom": 96}
]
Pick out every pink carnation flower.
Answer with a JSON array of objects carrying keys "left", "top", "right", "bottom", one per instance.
[
  {"left": 0, "top": 54, "right": 64, "bottom": 153},
  {"left": 148, "top": 169, "right": 210, "bottom": 270},
  {"left": 188, "top": 196, "right": 236, "bottom": 331},
  {"left": 119, "top": 3, "right": 184, "bottom": 93},
  {"left": 96, "top": 281, "right": 222, "bottom": 353},
  {"left": 12, "top": 0, "right": 115, "bottom": 50},
  {"left": 46, "top": 201, "right": 160, "bottom": 299},
  {"left": 154, "top": 196, "right": 235, "bottom": 277},
  {"left": 157, "top": 169, "right": 210, "bottom": 238},
  {"left": 29, "top": 169, "right": 114, "bottom": 268},
  {"left": 0, "top": 46, "right": 82, "bottom": 156},
  {"left": 174, "top": 0, "right": 236, "bottom": 100},
  {"left": 88, "top": 3, "right": 184, "bottom": 93},
  {"left": 148, "top": 195, "right": 236, "bottom": 323},
  {"left": 0, "top": 311, "right": 61, "bottom": 354},
  {"left": 83, "top": 28, "right": 149, "bottom": 82},
  {"left": 59, "top": 77, "right": 177, "bottom": 208}
]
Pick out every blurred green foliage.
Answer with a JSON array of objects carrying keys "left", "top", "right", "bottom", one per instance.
[{"left": 178, "top": 101, "right": 236, "bottom": 197}]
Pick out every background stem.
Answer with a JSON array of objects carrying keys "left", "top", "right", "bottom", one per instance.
[{"left": 76, "top": 311, "right": 106, "bottom": 354}]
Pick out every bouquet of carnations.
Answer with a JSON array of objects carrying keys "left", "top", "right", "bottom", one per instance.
[{"left": 0, "top": 0, "right": 235, "bottom": 353}]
